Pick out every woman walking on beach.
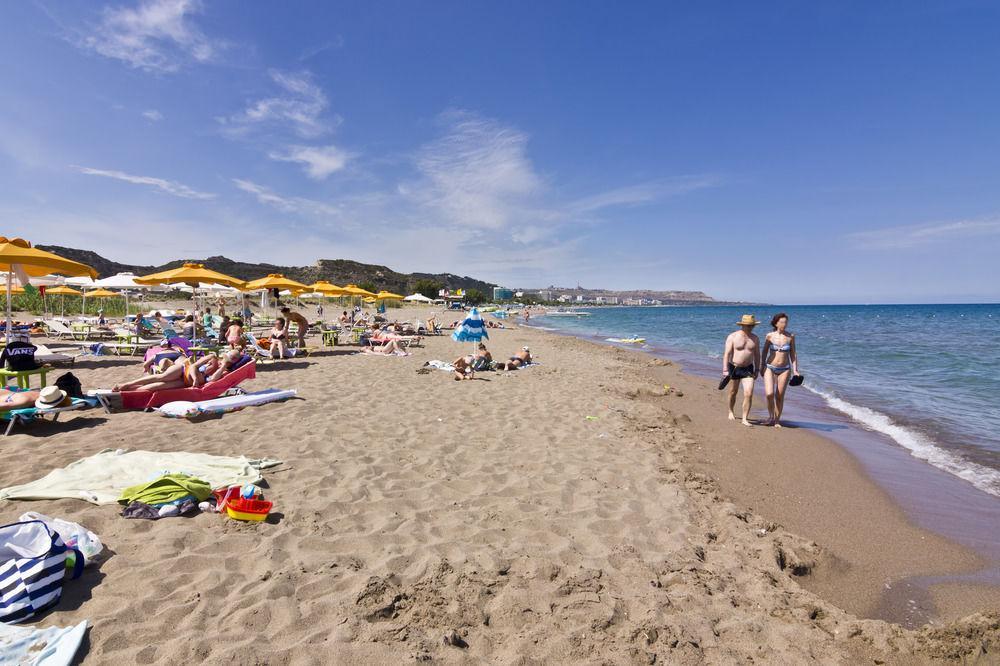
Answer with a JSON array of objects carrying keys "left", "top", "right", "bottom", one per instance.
[{"left": 761, "top": 312, "right": 799, "bottom": 427}]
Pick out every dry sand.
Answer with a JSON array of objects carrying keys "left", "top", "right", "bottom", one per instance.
[{"left": 1, "top": 309, "right": 998, "bottom": 664}]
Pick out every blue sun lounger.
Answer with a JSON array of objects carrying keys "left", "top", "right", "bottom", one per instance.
[{"left": 2, "top": 396, "right": 109, "bottom": 436}]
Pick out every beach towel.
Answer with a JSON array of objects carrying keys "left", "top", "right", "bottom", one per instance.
[
  {"left": 0, "top": 449, "right": 282, "bottom": 505},
  {"left": 425, "top": 360, "right": 456, "bottom": 372},
  {"left": 157, "top": 389, "right": 297, "bottom": 419},
  {"left": 0, "top": 619, "right": 88, "bottom": 665},
  {"left": 118, "top": 473, "right": 212, "bottom": 506}
]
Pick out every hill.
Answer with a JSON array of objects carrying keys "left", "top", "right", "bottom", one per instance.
[{"left": 35, "top": 246, "right": 496, "bottom": 296}]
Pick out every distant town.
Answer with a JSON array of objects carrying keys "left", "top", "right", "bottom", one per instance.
[{"left": 488, "top": 286, "right": 720, "bottom": 306}]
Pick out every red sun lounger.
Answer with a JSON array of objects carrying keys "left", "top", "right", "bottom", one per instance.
[{"left": 120, "top": 361, "right": 257, "bottom": 410}]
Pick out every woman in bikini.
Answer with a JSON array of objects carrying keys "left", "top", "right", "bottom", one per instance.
[
  {"left": 269, "top": 317, "right": 287, "bottom": 359},
  {"left": 115, "top": 350, "right": 242, "bottom": 392},
  {"left": 760, "top": 312, "right": 799, "bottom": 427}
]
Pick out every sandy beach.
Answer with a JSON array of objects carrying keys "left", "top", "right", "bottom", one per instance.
[{"left": 2, "top": 309, "right": 999, "bottom": 664}]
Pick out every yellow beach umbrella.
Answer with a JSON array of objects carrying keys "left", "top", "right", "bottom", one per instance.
[
  {"left": 47, "top": 285, "right": 81, "bottom": 317},
  {"left": 0, "top": 285, "right": 25, "bottom": 294},
  {"left": 135, "top": 263, "right": 244, "bottom": 289},
  {"left": 46, "top": 285, "right": 81, "bottom": 296},
  {"left": 375, "top": 290, "right": 404, "bottom": 301},
  {"left": 342, "top": 284, "right": 376, "bottom": 298},
  {"left": 135, "top": 263, "right": 245, "bottom": 321},
  {"left": 85, "top": 288, "right": 119, "bottom": 298},
  {"left": 244, "top": 273, "right": 310, "bottom": 293},
  {"left": 0, "top": 237, "right": 96, "bottom": 339},
  {"left": 308, "top": 280, "right": 348, "bottom": 296},
  {"left": 363, "top": 297, "right": 376, "bottom": 304}
]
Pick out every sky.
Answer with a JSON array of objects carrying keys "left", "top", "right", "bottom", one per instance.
[{"left": 1, "top": 1, "right": 999, "bottom": 303}]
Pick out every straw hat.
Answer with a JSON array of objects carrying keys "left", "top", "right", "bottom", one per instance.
[
  {"left": 35, "top": 386, "right": 69, "bottom": 410},
  {"left": 736, "top": 314, "right": 759, "bottom": 326}
]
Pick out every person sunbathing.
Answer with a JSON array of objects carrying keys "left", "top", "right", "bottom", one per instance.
[
  {"left": 115, "top": 350, "right": 243, "bottom": 392},
  {"left": 452, "top": 343, "right": 492, "bottom": 380},
  {"left": 497, "top": 347, "right": 532, "bottom": 370},
  {"left": 362, "top": 338, "right": 408, "bottom": 356},
  {"left": 0, "top": 388, "right": 66, "bottom": 412}
]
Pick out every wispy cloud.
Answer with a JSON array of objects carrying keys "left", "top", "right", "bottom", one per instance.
[
  {"left": 298, "top": 37, "right": 344, "bottom": 62},
  {"left": 74, "top": 166, "right": 214, "bottom": 199},
  {"left": 268, "top": 144, "right": 354, "bottom": 180},
  {"left": 221, "top": 70, "right": 334, "bottom": 139},
  {"left": 231, "top": 178, "right": 339, "bottom": 216},
  {"left": 407, "top": 111, "right": 542, "bottom": 230},
  {"left": 142, "top": 109, "right": 164, "bottom": 121},
  {"left": 568, "top": 175, "right": 720, "bottom": 215},
  {"left": 79, "top": 0, "right": 215, "bottom": 73},
  {"left": 848, "top": 217, "right": 1000, "bottom": 248}
]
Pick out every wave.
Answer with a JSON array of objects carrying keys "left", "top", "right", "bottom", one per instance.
[{"left": 806, "top": 385, "right": 1000, "bottom": 497}]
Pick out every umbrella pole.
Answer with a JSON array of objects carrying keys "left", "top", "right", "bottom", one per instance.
[{"left": 5, "top": 271, "right": 12, "bottom": 343}]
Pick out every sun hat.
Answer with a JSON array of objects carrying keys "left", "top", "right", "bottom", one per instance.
[
  {"left": 736, "top": 314, "right": 759, "bottom": 326},
  {"left": 35, "top": 386, "right": 68, "bottom": 410},
  {"left": 522, "top": 346, "right": 530, "bottom": 351}
]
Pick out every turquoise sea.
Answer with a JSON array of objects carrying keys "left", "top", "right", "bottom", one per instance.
[{"left": 527, "top": 304, "right": 1000, "bottom": 498}]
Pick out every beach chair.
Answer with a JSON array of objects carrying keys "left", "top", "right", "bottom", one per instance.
[
  {"left": 43, "top": 320, "right": 76, "bottom": 340},
  {"left": 2, "top": 396, "right": 109, "bottom": 436},
  {"left": 34, "top": 344, "right": 75, "bottom": 366},
  {"left": 119, "top": 360, "right": 257, "bottom": 411}
]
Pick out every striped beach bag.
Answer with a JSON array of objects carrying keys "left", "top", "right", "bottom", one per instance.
[{"left": 0, "top": 520, "right": 84, "bottom": 623}]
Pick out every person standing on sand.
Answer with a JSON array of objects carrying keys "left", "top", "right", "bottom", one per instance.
[
  {"left": 761, "top": 312, "right": 799, "bottom": 428},
  {"left": 723, "top": 314, "right": 760, "bottom": 427},
  {"left": 280, "top": 306, "right": 309, "bottom": 347}
]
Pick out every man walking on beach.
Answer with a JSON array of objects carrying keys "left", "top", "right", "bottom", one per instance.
[{"left": 723, "top": 315, "right": 760, "bottom": 427}]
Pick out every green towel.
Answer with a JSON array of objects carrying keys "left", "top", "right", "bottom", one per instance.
[{"left": 118, "top": 473, "right": 212, "bottom": 505}]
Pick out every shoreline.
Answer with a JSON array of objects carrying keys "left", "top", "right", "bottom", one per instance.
[
  {"left": 2, "top": 307, "right": 998, "bottom": 662},
  {"left": 525, "top": 320, "right": 1000, "bottom": 625}
]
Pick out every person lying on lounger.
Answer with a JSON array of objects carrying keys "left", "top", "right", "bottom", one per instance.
[
  {"left": 114, "top": 349, "right": 244, "bottom": 392},
  {"left": 362, "top": 338, "right": 408, "bottom": 356},
  {"left": 496, "top": 347, "right": 531, "bottom": 370},
  {"left": 0, "top": 387, "right": 69, "bottom": 412}
]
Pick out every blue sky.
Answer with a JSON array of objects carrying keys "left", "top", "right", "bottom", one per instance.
[{"left": 2, "top": 1, "right": 999, "bottom": 303}]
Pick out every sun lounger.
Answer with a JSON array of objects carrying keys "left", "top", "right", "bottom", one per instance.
[
  {"left": 243, "top": 333, "right": 309, "bottom": 360},
  {"left": 2, "top": 396, "right": 108, "bottom": 436},
  {"left": 42, "top": 319, "right": 76, "bottom": 339},
  {"left": 119, "top": 361, "right": 257, "bottom": 411}
]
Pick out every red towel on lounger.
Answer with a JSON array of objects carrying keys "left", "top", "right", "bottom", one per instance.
[{"left": 120, "top": 361, "right": 256, "bottom": 410}]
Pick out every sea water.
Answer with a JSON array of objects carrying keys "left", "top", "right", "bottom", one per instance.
[{"left": 528, "top": 304, "right": 1000, "bottom": 498}]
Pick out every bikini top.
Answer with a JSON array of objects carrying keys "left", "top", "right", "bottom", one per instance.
[{"left": 768, "top": 338, "right": 791, "bottom": 353}]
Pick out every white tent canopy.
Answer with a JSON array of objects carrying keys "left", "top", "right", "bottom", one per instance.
[
  {"left": 93, "top": 272, "right": 147, "bottom": 290},
  {"left": 404, "top": 293, "right": 433, "bottom": 302},
  {"left": 65, "top": 276, "right": 96, "bottom": 288}
]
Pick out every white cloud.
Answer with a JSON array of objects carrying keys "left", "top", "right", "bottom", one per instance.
[
  {"left": 408, "top": 111, "right": 541, "bottom": 230},
  {"left": 80, "top": 0, "right": 215, "bottom": 73},
  {"left": 568, "top": 175, "right": 720, "bottom": 215},
  {"left": 142, "top": 109, "right": 164, "bottom": 121},
  {"left": 849, "top": 217, "right": 1000, "bottom": 248},
  {"left": 268, "top": 144, "right": 354, "bottom": 180},
  {"left": 221, "top": 70, "right": 333, "bottom": 138},
  {"left": 232, "top": 178, "right": 340, "bottom": 217},
  {"left": 74, "top": 166, "right": 214, "bottom": 199}
]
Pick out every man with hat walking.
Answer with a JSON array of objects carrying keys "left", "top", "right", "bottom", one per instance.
[{"left": 723, "top": 314, "right": 760, "bottom": 426}]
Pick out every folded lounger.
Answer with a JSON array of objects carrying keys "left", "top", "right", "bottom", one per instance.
[
  {"left": 2, "top": 396, "right": 108, "bottom": 436},
  {"left": 120, "top": 361, "right": 256, "bottom": 411}
]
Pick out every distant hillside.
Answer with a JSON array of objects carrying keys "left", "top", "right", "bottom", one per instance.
[{"left": 36, "top": 246, "right": 496, "bottom": 296}]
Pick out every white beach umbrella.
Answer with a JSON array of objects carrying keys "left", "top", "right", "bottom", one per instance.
[{"left": 404, "top": 293, "right": 433, "bottom": 303}]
